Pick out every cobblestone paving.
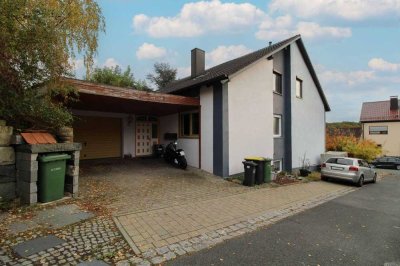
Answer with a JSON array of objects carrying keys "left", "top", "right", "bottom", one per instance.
[
  {"left": 0, "top": 216, "right": 152, "bottom": 266},
  {"left": 80, "top": 159, "right": 250, "bottom": 215},
  {"left": 115, "top": 181, "right": 355, "bottom": 263}
]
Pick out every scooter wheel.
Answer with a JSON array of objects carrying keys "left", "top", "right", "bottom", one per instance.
[{"left": 178, "top": 157, "right": 187, "bottom": 170}]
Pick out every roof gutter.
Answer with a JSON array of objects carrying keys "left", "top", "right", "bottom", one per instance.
[{"left": 295, "top": 39, "right": 331, "bottom": 112}]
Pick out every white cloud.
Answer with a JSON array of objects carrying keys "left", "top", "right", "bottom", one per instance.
[
  {"left": 103, "top": 58, "right": 119, "bottom": 68},
  {"left": 256, "top": 15, "right": 351, "bottom": 41},
  {"left": 316, "top": 64, "right": 400, "bottom": 121},
  {"left": 319, "top": 69, "right": 375, "bottom": 86},
  {"left": 69, "top": 58, "right": 84, "bottom": 72},
  {"left": 296, "top": 22, "right": 351, "bottom": 39},
  {"left": 68, "top": 57, "right": 86, "bottom": 78},
  {"left": 206, "top": 45, "right": 253, "bottom": 67},
  {"left": 268, "top": 0, "right": 400, "bottom": 21},
  {"left": 136, "top": 43, "right": 167, "bottom": 60},
  {"left": 368, "top": 58, "right": 400, "bottom": 72},
  {"left": 132, "top": 0, "right": 265, "bottom": 38},
  {"left": 177, "top": 66, "right": 191, "bottom": 78}
]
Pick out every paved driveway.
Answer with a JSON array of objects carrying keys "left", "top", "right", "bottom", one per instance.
[
  {"left": 80, "top": 158, "right": 249, "bottom": 215},
  {"left": 79, "top": 159, "right": 356, "bottom": 264}
]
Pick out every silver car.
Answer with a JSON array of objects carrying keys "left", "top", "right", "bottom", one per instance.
[{"left": 321, "top": 157, "right": 377, "bottom": 187}]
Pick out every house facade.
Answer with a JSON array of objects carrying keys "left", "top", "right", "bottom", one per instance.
[
  {"left": 162, "top": 35, "right": 330, "bottom": 177},
  {"left": 70, "top": 35, "right": 330, "bottom": 178},
  {"left": 360, "top": 96, "right": 400, "bottom": 156}
]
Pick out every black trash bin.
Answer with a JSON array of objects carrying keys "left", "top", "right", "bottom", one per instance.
[
  {"left": 245, "top": 157, "right": 266, "bottom": 185},
  {"left": 242, "top": 161, "right": 257, "bottom": 187}
]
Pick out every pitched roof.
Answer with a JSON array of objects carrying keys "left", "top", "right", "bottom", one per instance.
[
  {"left": 360, "top": 100, "right": 400, "bottom": 122},
  {"left": 162, "top": 34, "right": 330, "bottom": 111}
]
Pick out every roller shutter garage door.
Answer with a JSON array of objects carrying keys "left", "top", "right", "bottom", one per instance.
[{"left": 74, "top": 116, "right": 122, "bottom": 160}]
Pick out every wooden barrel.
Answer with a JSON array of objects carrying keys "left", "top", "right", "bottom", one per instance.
[{"left": 57, "top": 127, "right": 74, "bottom": 143}]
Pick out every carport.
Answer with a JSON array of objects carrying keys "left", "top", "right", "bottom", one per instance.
[{"left": 66, "top": 79, "right": 200, "bottom": 163}]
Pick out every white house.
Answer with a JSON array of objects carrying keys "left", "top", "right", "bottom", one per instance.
[
  {"left": 161, "top": 34, "right": 330, "bottom": 177},
  {"left": 70, "top": 35, "right": 330, "bottom": 178}
]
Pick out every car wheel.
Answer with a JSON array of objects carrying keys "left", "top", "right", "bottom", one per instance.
[
  {"left": 372, "top": 173, "right": 377, "bottom": 183},
  {"left": 396, "top": 165, "right": 400, "bottom": 170},
  {"left": 321, "top": 175, "right": 328, "bottom": 181},
  {"left": 357, "top": 175, "right": 364, "bottom": 187}
]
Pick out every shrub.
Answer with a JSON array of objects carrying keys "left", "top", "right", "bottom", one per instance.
[
  {"left": 307, "top": 172, "right": 321, "bottom": 181},
  {"left": 326, "top": 134, "right": 381, "bottom": 162}
]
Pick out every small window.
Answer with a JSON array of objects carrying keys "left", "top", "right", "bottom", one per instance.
[
  {"left": 180, "top": 112, "right": 199, "bottom": 138},
  {"left": 296, "top": 78, "right": 303, "bottom": 98},
  {"left": 273, "top": 71, "right": 282, "bottom": 94},
  {"left": 273, "top": 115, "right": 282, "bottom": 137},
  {"left": 272, "top": 160, "right": 282, "bottom": 172},
  {"left": 151, "top": 123, "right": 158, "bottom": 139},
  {"left": 369, "top": 126, "right": 388, "bottom": 134}
]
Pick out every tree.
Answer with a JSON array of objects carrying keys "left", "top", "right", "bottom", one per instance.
[
  {"left": 88, "top": 65, "right": 152, "bottom": 91},
  {"left": 0, "top": 0, "right": 105, "bottom": 129},
  {"left": 146, "top": 62, "right": 177, "bottom": 90},
  {"left": 88, "top": 65, "right": 135, "bottom": 88}
]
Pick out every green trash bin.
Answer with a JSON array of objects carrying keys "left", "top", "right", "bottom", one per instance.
[
  {"left": 264, "top": 159, "right": 272, "bottom": 183},
  {"left": 245, "top": 157, "right": 272, "bottom": 184},
  {"left": 38, "top": 153, "right": 71, "bottom": 203}
]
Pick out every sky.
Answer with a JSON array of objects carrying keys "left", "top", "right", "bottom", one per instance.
[{"left": 71, "top": 0, "right": 400, "bottom": 122}]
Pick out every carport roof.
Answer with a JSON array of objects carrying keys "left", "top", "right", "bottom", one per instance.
[{"left": 65, "top": 79, "right": 200, "bottom": 115}]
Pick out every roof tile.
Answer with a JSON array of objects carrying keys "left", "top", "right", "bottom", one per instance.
[
  {"left": 360, "top": 100, "right": 400, "bottom": 122},
  {"left": 162, "top": 35, "right": 301, "bottom": 93}
]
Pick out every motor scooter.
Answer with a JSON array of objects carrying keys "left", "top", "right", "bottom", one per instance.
[{"left": 164, "top": 141, "right": 187, "bottom": 169}]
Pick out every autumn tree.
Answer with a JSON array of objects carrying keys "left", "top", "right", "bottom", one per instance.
[
  {"left": 88, "top": 65, "right": 151, "bottom": 91},
  {"left": 146, "top": 62, "right": 177, "bottom": 90},
  {"left": 0, "top": 0, "right": 105, "bottom": 129}
]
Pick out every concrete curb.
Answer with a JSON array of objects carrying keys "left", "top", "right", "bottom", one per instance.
[{"left": 113, "top": 216, "right": 141, "bottom": 255}]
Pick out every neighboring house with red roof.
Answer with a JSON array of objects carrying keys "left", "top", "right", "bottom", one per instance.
[{"left": 360, "top": 96, "right": 400, "bottom": 156}]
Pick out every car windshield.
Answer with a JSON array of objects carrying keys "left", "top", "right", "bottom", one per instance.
[{"left": 327, "top": 158, "right": 353, "bottom": 165}]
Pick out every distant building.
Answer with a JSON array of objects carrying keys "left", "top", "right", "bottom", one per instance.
[{"left": 360, "top": 96, "right": 400, "bottom": 156}]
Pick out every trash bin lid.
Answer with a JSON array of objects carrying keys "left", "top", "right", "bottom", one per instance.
[
  {"left": 38, "top": 153, "right": 71, "bottom": 162},
  {"left": 242, "top": 160, "right": 258, "bottom": 166},
  {"left": 245, "top": 156, "right": 266, "bottom": 161}
]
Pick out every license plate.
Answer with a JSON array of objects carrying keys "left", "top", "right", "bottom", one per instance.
[
  {"left": 180, "top": 151, "right": 185, "bottom": 156},
  {"left": 331, "top": 166, "right": 343, "bottom": 170}
]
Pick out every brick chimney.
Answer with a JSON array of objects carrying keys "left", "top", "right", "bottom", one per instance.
[
  {"left": 390, "top": 96, "right": 399, "bottom": 110},
  {"left": 191, "top": 48, "right": 205, "bottom": 78}
]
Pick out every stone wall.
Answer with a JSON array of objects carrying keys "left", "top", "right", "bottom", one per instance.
[
  {"left": 15, "top": 143, "right": 81, "bottom": 205},
  {"left": 0, "top": 121, "right": 16, "bottom": 201}
]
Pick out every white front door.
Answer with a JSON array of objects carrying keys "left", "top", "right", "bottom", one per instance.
[{"left": 136, "top": 122, "right": 152, "bottom": 156}]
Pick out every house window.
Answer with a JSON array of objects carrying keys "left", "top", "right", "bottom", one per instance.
[
  {"left": 369, "top": 126, "right": 388, "bottom": 135},
  {"left": 272, "top": 160, "right": 282, "bottom": 172},
  {"left": 151, "top": 123, "right": 158, "bottom": 139},
  {"left": 296, "top": 78, "right": 303, "bottom": 98},
  {"left": 180, "top": 112, "right": 199, "bottom": 138},
  {"left": 273, "top": 71, "right": 282, "bottom": 94},
  {"left": 273, "top": 115, "right": 282, "bottom": 137}
]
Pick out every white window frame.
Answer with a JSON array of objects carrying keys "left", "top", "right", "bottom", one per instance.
[
  {"left": 296, "top": 77, "right": 303, "bottom": 99},
  {"left": 273, "top": 71, "right": 283, "bottom": 94},
  {"left": 369, "top": 126, "right": 388, "bottom": 135},
  {"left": 273, "top": 114, "right": 282, "bottom": 138},
  {"left": 272, "top": 160, "right": 282, "bottom": 173}
]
